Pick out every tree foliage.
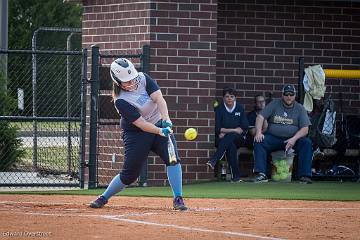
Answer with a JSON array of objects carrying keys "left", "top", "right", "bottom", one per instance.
[
  {"left": 1, "top": 0, "right": 82, "bottom": 170},
  {"left": 6, "top": 0, "right": 83, "bottom": 118},
  {"left": 0, "top": 73, "right": 24, "bottom": 171},
  {"left": 9, "top": 0, "right": 82, "bottom": 49}
]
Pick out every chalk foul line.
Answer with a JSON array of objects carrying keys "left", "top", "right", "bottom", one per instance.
[
  {"left": 103, "top": 215, "right": 285, "bottom": 240},
  {"left": 19, "top": 210, "right": 285, "bottom": 240}
]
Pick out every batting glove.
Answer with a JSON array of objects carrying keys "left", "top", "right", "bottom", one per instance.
[
  {"left": 162, "top": 119, "right": 173, "bottom": 128},
  {"left": 159, "top": 127, "right": 173, "bottom": 137}
]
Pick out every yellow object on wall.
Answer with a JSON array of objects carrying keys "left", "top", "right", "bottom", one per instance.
[
  {"left": 184, "top": 128, "right": 197, "bottom": 141},
  {"left": 324, "top": 69, "right": 360, "bottom": 79}
]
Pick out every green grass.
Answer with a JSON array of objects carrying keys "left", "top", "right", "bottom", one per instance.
[
  {"left": 21, "top": 146, "right": 79, "bottom": 171},
  {"left": 1, "top": 181, "right": 360, "bottom": 201}
]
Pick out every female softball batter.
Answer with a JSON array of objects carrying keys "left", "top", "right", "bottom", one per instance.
[{"left": 90, "top": 58, "right": 187, "bottom": 210}]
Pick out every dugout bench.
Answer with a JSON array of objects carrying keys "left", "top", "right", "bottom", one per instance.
[{"left": 213, "top": 145, "right": 360, "bottom": 182}]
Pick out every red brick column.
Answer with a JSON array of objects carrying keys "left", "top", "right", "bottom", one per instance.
[{"left": 82, "top": 0, "right": 218, "bottom": 186}]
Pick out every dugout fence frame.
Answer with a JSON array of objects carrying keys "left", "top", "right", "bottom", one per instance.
[
  {"left": 0, "top": 48, "right": 88, "bottom": 188},
  {"left": 88, "top": 45, "right": 150, "bottom": 189}
]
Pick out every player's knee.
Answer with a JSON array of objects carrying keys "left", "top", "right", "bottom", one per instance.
[
  {"left": 165, "top": 157, "right": 182, "bottom": 167},
  {"left": 120, "top": 173, "right": 138, "bottom": 185}
]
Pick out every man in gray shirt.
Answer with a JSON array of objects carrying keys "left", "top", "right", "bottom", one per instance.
[{"left": 253, "top": 84, "right": 313, "bottom": 184}]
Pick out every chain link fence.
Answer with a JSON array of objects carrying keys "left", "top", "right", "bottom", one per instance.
[
  {"left": 87, "top": 45, "right": 150, "bottom": 188},
  {"left": 0, "top": 48, "right": 86, "bottom": 187}
]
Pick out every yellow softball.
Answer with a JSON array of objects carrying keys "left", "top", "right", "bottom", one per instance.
[{"left": 184, "top": 128, "right": 197, "bottom": 141}]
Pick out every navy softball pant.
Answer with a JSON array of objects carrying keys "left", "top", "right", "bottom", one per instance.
[{"left": 119, "top": 130, "right": 180, "bottom": 185}]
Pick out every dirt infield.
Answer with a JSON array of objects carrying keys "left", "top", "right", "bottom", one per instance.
[{"left": 0, "top": 195, "right": 359, "bottom": 240}]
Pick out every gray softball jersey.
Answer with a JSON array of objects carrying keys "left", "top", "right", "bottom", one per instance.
[{"left": 114, "top": 72, "right": 161, "bottom": 131}]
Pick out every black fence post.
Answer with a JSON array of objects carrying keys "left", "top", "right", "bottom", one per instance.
[
  {"left": 88, "top": 45, "right": 100, "bottom": 189},
  {"left": 141, "top": 45, "right": 150, "bottom": 74},
  {"left": 138, "top": 45, "right": 150, "bottom": 187},
  {"left": 79, "top": 48, "right": 88, "bottom": 189},
  {"left": 298, "top": 57, "right": 304, "bottom": 104}
]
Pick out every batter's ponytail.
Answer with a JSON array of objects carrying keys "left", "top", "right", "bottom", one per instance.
[{"left": 112, "top": 82, "right": 121, "bottom": 101}]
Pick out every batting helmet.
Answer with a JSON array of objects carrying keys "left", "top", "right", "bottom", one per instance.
[{"left": 110, "top": 58, "right": 139, "bottom": 84}]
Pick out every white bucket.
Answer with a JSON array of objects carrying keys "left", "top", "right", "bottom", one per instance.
[{"left": 271, "top": 150, "right": 294, "bottom": 182}]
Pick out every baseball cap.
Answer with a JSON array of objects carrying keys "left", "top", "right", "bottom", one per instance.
[{"left": 282, "top": 84, "right": 296, "bottom": 95}]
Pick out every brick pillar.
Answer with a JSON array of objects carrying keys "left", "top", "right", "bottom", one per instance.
[
  {"left": 148, "top": 1, "right": 218, "bottom": 185},
  {"left": 82, "top": 0, "right": 218, "bottom": 186}
]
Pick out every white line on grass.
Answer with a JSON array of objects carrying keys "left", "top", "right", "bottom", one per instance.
[
  {"left": 102, "top": 215, "right": 285, "bottom": 240},
  {"left": 244, "top": 207, "right": 360, "bottom": 211},
  {"left": 7, "top": 210, "right": 285, "bottom": 240},
  {"left": 2, "top": 201, "right": 359, "bottom": 211},
  {"left": 23, "top": 212, "right": 158, "bottom": 218},
  {"left": 0, "top": 201, "right": 230, "bottom": 212},
  {"left": 189, "top": 207, "right": 234, "bottom": 211},
  {"left": 2, "top": 201, "right": 359, "bottom": 239},
  {"left": 0, "top": 201, "right": 81, "bottom": 206}
]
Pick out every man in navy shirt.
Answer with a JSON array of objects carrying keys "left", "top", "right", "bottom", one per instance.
[{"left": 206, "top": 87, "right": 249, "bottom": 182}]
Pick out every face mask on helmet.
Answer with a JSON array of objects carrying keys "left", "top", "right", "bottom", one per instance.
[
  {"left": 120, "top": 75, "right": 141, "bottom": 91},
  {"left": 110, "top": 58, "right": 139, "bottom": 91}
]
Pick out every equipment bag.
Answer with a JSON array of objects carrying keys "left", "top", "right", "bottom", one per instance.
[{"left": 310, "top": 97, "right": 337, "bottom": 148}]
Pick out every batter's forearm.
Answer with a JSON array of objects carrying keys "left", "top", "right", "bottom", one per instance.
[
  {"left": 151, "top": 90, "right": 170, "bottom": 120},
  {"left": 157, "top": 97, "right": 170, "bottom": 121},
  {"left": 133, "top": 117, "right": 161, "bottom": 135}
]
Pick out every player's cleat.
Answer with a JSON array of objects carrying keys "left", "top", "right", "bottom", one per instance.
[
  {"left": 90, "top": 195, "right": 108, "bottom": 208},
  {"left": 206, "top": 160, "right": 215, "bottom": 170},
  {"left": 254, "top": 172, "right": 268, "bottom": 183},
  {"left": 173, "top": 196, "right": 187, "bottom": 211},
  {"left": 299, "top": 176, "right": 312, "bottom": 184}
]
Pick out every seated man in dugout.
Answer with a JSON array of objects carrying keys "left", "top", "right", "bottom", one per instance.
[
  {"left": 246, "top": 94, "right": 268, "bottom": 147},
  {"left": 253, "top": 84, "right": 313, "bottom": 184},
  {"left": 206, "top": 87, "right": 249, "bottom": 183}
]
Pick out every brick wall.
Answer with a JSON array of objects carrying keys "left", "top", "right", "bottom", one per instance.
[
  {"left": 82, "top": 0, "right": 218, "bottom": 186},
  {"left": 82, "top": 0, "right": 151, "bottom": 52},
  {"left": 82, "top": 0, "right": 360, "bottom": 186},
  {"left": 217, "top": 1, "right": 360, "bottom": 114},
  {"left": 148, "top": 1, "right": 217, "bottom": 185},
  {"left": 217, "top": 0, "right": 360, "bottom": 177},
  {"left": 82, "top": 0, "right": 152, "bottom": 186}
]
